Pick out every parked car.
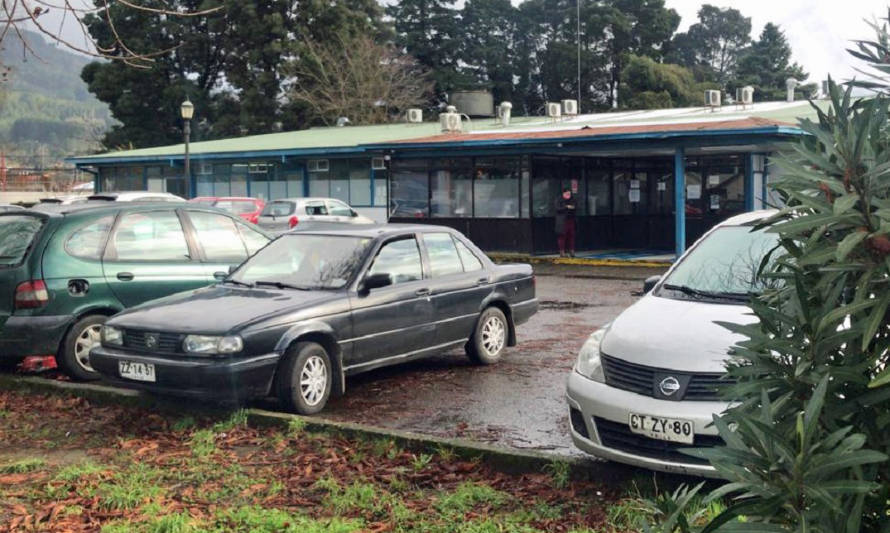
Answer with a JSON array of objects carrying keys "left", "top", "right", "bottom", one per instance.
[
  {"left": 0, "top": 204, "right": 24, "bottom": 212},
  {"left": 566, "top": 210, "right": 777, "bottom": 476},
  {"left": 88, "top": 191, "right": 185, "bottom": 202},
  {"left": 90, "top": 225, "right": 538, "bottom": 414},
  {"left": 189, "top": 197, "right": 265, "bottom": 224},
  {"left": 255, "top": 198, "right": 374, "bottom": 234},
  {"left": 0, "top": 203, "right": 271, "bottom": 380}
]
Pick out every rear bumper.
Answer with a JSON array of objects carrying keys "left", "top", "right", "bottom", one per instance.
[
  {"left": 90, "top": 346, "right": 281, "bottom": 402},
  {"left": 0, "top": 314, "right": 73, "bottom": 359},
  {"left": 511, "top": 298, "right": 538, "bottom": 326}
]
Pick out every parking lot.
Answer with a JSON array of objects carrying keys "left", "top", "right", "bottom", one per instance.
[{"left": 316, "top": 268, "right": 649, "bottom": 458}]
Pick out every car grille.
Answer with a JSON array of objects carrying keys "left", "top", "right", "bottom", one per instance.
[
  {"left": 593, "top": 417, "right": 723, "bottom": 466},
  {"left": 122, "top": 329, "right": 183, "bottom": 354},
  {"left": 601, "top": 354, "right": 733, "bottom": 401}
]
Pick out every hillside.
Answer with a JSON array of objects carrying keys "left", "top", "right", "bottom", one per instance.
[{"left": 0, "top": 30, "right": 114, "bottom": 166}]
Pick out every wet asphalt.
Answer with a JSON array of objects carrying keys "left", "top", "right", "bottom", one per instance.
[{"left": 322, "top": 268, "right": 656, "bottom": 458}]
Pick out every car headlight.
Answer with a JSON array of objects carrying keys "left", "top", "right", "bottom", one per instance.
[
  {"left": 102, "top": 325, "right": 123, "bottom": 346},
  {"left": 575, "top": 328, "right": 607, "bottom": 382},
  {"left": 183, "top": 335, "right": 243, "bottom": 355}
]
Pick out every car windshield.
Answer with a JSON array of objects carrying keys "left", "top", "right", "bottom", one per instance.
[
  {"left": 229, "top": 234, "right": 372, "bottom": 290},
  {"left": 659, "top": 225, "right": 779, "bottom": 301},
  {"left": 261, "top": 201, "right": 295, "bottom": 217},
  {"left": 0, "top": 215, "right": 45, "bottom": 266}
]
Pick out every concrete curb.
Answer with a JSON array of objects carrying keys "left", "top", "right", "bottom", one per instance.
[
  {"left": 1, "top": 374, "right": 631, "bottom": 483},
  {"left": 488, "top": 252, "right": 671, "bottom": 269}
]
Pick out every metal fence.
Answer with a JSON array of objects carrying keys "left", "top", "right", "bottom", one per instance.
[{"left": 0, "top": 167, "right": 93, "bottom": 192}]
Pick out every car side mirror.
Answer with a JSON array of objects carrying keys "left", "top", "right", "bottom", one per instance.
[
  {"left": 213, "top": 271, "right": 227, "bottom": 281},
  {"left": 643, "top": 275, "right": 661, "bottom": 293},
  {"left": 360, "top": 273, "right": 392, "bottom": 294},
  {"left": 350, "top": 209, "right": 359, "bottom": 217}
]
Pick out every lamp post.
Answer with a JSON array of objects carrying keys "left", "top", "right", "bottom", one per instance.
[{"left": 180, "top": 99, "right": 194, "bottom": 194}]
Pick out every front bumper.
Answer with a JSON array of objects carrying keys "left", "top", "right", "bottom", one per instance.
[
  {"left": 90, "top": 346, "right": 280, "bottom": 402},
  {"left": 0, "top": 314, "right": 74, "bottom": 359},
  {"left": 565, "top": 370, "right": 729, "bottom": 477}
]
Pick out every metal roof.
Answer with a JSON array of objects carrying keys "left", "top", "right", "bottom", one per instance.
[{"left": 68, "top": 100, "right": 826, "bottom": 165}]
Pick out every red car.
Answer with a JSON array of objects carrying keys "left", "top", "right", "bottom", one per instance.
[{"left": 189, "top": 197, "right": 265, "bottom": 224}]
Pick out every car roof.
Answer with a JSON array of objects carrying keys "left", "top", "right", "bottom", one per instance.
[
  {"left": 282, "top": 223, "right": 461, "bottom": 239},
  {"left": 14, "top": 201, "right": 239, "bottom": 218},
  {"left": 190, "top": 196, "right": 259, "bottom": 201},
  {"left": 88, "top": 191, "right": 185, "bottom": 201},
  {"left": 267, "top": 197, "right": 345, "bottom": 203},
  {"left": 715, "top": 209, "right": 778, "bottom": 227}
]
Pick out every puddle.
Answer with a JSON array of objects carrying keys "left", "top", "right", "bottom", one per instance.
[{"left": 539, "top": 300, "right": 597, "bottom": 310}]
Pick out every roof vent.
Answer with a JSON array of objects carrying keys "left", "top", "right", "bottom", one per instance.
[
  {"left": 786, "top": 78, "right": 799, "bottom": 102},
  {"left": 336, "top": 117, "right": 350, "bottom": 127},
  {"left": 406, "top": 108, "right": 423, "bottom": 123},
  {"left": 497, "top": 101, "right": 512, "bottom": 126}
]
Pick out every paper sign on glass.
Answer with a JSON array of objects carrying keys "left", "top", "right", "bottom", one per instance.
[
  {"left": 708, "top": 175, "right": 721, "bottom": 186},
  {"left": 630, "top": 179, "right": 640, "bottom": 189},
  {"left": 686, "top": 184, "right": 701, "bottom": 199},
  {"left": 657, "top": 182, "right": 667, "bottom": 191},
  {"left": 629, "top": 189, "right": 641, "bottom": 203}
]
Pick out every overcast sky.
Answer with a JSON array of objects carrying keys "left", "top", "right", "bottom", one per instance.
[
  {"left": 19, "top": 1, "right": 890, "bottom": 85},
  {"left": 665, "top": 0, "right": 888, "bottom": 83}
]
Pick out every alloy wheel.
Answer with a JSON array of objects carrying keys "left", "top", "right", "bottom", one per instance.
[
  {"left": 299, "top": 355, "right": 327, "bottom": 406},
  {"left": 481, "top": 315, "right": 506, "bottom": 357},
  {"left": 74, "top": 324, "right": 102, "bottom": 372}
]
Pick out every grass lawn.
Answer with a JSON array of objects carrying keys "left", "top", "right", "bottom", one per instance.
[{"left": 0, "top": 388, "right": 674, "bottom": 533}]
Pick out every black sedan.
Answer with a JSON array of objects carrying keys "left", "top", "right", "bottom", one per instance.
[{"left": 90, "top": 225, "right": 538, "bottom": 414}]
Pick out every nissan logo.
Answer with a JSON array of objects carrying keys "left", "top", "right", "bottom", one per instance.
[
  {"left": 144, "top": 333, "right": 159, "bottom": 350},
  {"left": 659, "top": 376, "right": 681, "bottom": 396}
]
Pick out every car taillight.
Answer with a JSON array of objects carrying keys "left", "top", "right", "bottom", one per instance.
[
  {"left": 248, "top": 213, "right": 259, "bottom": 224},
  {"left": 288, "top": 215, "right": 299, "bottom": 228},
  {"left": 15, "top": 280, "right": 48, "bottom": 309}
]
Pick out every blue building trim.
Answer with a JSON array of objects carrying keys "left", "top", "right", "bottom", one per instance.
[
  {"left": 674, "top": 147, "right": 686, "bottom": 258},
  {"left": 744, "top": 153, "right": 755, "bottom": 211}
]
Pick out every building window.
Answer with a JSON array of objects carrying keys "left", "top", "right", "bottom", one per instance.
[
  {"left": 348, "top": 160, "right": 371, "bottom": 206},
  {"left": 329, "top": 160, "right": 350, "bottom": 203},
  {"left": 474, "top": 157, "right": 519, "bottom": 218},
  {"left": 230, "top": 164, "right": 248, "bottom": 197},
  {"left": 390, "top": 159, "right": 429, "bottom": 218},
  {"left": 702, "top": 157, "right": 744, "bottom": 215},
  {"left": 587, "top": 168, "right": 611, "bottom": 216},
  {"left": 101, "top": 166, "right": 143, "bottom": 192},
  {"left": 146, "top": 166, "right": 164, "bottom": 192},
  {"left": 613, "top": 166, "right": 648, "bottom": 215},
  {"left": 431, "top": 159, "right": 472, "bottom": 217}
]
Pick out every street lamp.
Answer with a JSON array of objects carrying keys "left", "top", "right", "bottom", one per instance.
[{"left": 180, "top": 99, "right": 194, "bottom": 194}]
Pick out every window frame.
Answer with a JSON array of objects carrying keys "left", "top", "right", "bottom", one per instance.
[
  {"left": 363, "top": 234, "right": 426, "bottom": 287},
  {"left": 63, "top": 214, "right": 115, "bottom": 261},
  {"left": 183, "top": 209, "right": 251, "bottom": 264},
  {"left": 103, "top": 208, "right": 199, "bottom": 263},
  {"left": 420, "top": 232, "right": 466, "bottom": 278}
]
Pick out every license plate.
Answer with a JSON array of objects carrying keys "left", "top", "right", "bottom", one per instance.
[
  {"left": 118, "top": 361, "right": 156, "bottom": 382},
  {"left": 628, "top": 413, "right": 694, "bottom": 444}
]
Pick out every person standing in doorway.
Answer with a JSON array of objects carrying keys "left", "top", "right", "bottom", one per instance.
[{"left": 555, "top": 188, "right": 577, "bottom": 257}]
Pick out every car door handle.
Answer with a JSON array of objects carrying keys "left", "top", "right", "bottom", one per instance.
[
  {"left": 116, "top": 272, "right": 135, "bottom": 281},
  {"left": 476, "top": 277, "right": 489, "bottom": 286},
  {"left": 415, "top": 288, "right": 431, "bottom": 296}
]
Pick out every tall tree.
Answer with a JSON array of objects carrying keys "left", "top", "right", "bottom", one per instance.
[
  {"left": 602, "top": 0, "right": 680, "bottom": 108},
  {"left": 733, "top": 23, "right": 811, "bottom": 101},
  {"left": 387, "top": 0, "right": 463, "bottom": 104},
  {"left": 618, "top": 54, "right": 716, "bottom": 109},
  {"left": 669, "top": 4, "right": 751, "bottom": 88},
  {"left": 459, "top": 0, "right": 519, "bottom": 105}
]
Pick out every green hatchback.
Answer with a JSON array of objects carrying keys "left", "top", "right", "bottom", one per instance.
[{"left": 0, "top": 203, "right": 271, "bottom": 380}]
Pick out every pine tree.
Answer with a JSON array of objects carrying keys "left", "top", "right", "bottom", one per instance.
[{"left": 734, "top": 23, "right": 810, "bottom": 101}]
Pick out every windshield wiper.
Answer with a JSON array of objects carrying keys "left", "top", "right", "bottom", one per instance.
[
  {"left": 662, "top": 284, "right": 750, "bottom": 302},
  {"left": 254, "top": 280, "right": 312, "bottom": 291},
  {"left": 221, "top": 279, "right": 253, "bottom": 288}
]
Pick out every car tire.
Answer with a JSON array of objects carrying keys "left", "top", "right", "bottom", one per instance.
[
  {"left": 277, "top": 342, "right": 332, "bottom": 415},
  {"left": 58, "top": 315, "right": 106, "bottom": 381},
  {"left": 466, "top": 307, "right": 509, "bottom": 365}
]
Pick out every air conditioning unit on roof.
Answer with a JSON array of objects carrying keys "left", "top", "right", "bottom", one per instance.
[
  {"left": 371, "top": 157, "right": 386, "bottom": 170},
  {"left": 546, "top": 102, "right": 561, "bottom": 118},
  {"left": 561, "top": 99, "right": 578, "bottom": 115},
  {"left": 406, "top": 108, "right": 423, "bottom": 123},
  {"left": 439, "top": 111, "right": 462, "bottom": 133},
  {"left": 735, "top": 86, "right": 754, "bottom": 106},
  {"left": 704, "top": 90, "right": 721, "bottom": 108}
]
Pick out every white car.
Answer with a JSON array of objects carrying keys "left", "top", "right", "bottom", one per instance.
[
  {"left": 87, "top": 191, "right": 185, "bottom": 202},
  {"left": 256, "top": 197, "right": 374, "bottom": 234},
  {"left": 566, "top": 210, "right": 777, "bottom": 477}
]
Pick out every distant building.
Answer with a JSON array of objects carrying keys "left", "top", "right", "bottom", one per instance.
[{"left": 68, "top": 100, "right": 821, "bottom": 256}]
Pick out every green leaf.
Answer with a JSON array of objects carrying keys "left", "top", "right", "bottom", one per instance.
[
  {"left": 836, "top": 230, "right": 868, "bottom": 261},
  {"left": 833, "top": 193, "right": 860, "bottom": 215},
  {"left": 862, "top": 289, "right": 890, "bottom": 350},
  {"left": 817, "top": 299, "right": 876, "bottom": 333}
]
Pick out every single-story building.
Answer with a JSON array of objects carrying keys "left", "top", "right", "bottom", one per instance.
[{"left": 68, "top": 100, "right": 821, "bottom": 257}]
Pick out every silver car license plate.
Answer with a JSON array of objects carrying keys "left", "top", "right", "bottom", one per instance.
[
  {"left": 628, "top": 413, "right": 694, "bottom": 444},
  {"left": 118, "top": 361, "right": 156, "bottom": 382}
]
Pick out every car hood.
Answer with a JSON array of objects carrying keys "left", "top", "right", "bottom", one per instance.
[
  {"left": 109, "top": 285, "right": 342, "bottom": 334},
  {"left": 600, "top": 294, "right": 756, "bottom": 373}
]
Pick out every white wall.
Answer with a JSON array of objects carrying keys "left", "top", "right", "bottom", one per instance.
[{"left": 355, "top": 207, "right": 387, "bottom": 223}]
